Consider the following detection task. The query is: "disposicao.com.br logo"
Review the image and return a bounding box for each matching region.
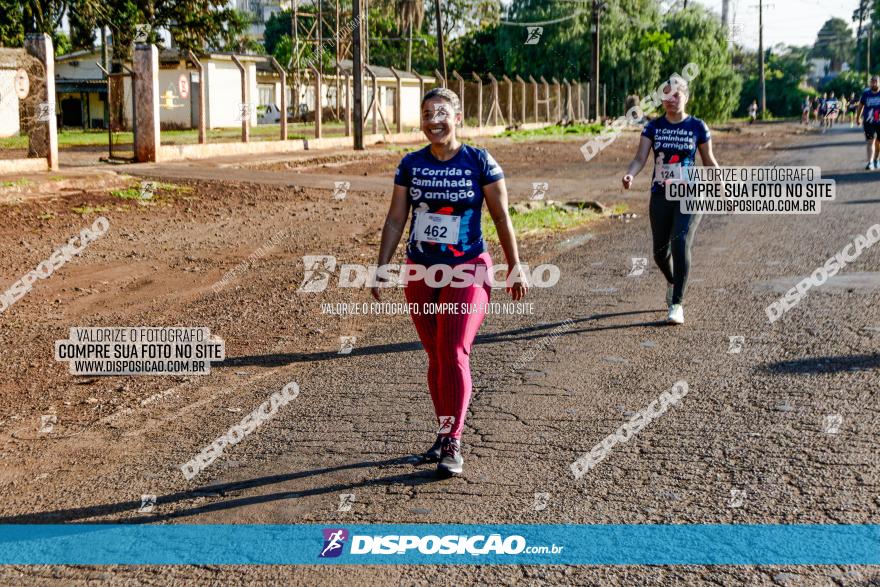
[318,528,563,558]
[297,255,560,292]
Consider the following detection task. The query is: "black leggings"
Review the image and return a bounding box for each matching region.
[649,191,702,305]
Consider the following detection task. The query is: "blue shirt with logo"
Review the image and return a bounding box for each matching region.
[859,89,880,123]
[395,144,504,266]
[641,115,711,194]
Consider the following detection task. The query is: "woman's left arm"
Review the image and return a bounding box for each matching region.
[698,139,720,167]
[484,179,528,301]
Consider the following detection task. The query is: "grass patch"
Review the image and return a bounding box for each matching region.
[109,181,191,203]
[110,187,145,200]
[483,201,618,242]
[38,211,56,220]
[72,205,109,215]
[498,123,604,140]
[0,123,337,150]
[0,178,33,188]
[157,182,193,193]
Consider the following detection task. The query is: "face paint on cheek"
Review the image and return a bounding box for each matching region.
[431,105,451,124]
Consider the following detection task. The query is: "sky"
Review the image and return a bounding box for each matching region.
[693,0,863,50]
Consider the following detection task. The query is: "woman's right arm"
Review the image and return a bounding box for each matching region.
[622,136,653,190]
[372,184,410,301]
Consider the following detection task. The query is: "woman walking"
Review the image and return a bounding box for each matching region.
[621,77,720,325]
[372,88,527,476]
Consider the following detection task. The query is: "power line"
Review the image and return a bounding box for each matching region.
[499,8,588,26]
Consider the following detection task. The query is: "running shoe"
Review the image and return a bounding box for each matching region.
[422,435,443,462]
[667,304,684,325]
[866,161,873,170]
[437,437,464,476]
[874,160,880,170]
[666,284,674,307]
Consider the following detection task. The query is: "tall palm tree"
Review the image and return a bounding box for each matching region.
[396,0,424,71]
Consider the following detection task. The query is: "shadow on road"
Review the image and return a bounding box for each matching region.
[842,198,880,205]
[0,311,673,524]
[0,456,440,524]
[822,170,880,184]
[219,309,666,367]
[773,138,863,151]
[760,353,879,375]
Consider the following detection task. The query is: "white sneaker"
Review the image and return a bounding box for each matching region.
[666,284,674,306]
[866,161,873,170]
[874,160,880,170]
[667,304,684,325]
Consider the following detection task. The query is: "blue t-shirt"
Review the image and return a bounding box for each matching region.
[641,115,710,194]
[395,144,504,266]
[859,89,880,124]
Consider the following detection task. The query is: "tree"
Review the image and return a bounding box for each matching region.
[68,3,96,51]
[738,45,811,117]
[211,9,264,54]
[20,0,68,36]
[810,17,854,72]
[263,9,291,57]
[853,0,870,71]
[448,0,740,121]
[397,0,425,71]
[662,5,741,122]
[819,69,867,98]
[0,0,24,46]
[11,0,259,59]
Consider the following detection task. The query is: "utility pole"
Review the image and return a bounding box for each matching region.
[722,0,730,28]
[364,0,370,65]
[869,27,873,80]
[318,0,323,75]
[758,0,766,117]
[353,0,364,149]
[855,0,866,73]
[434,0,447,80]
[591,1,605,121]
[292,0,300,116]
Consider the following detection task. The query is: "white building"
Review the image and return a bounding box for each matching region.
[54,48,431,131]
[0,57,20,138]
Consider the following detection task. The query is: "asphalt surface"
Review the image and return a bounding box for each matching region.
[1,123,878,585]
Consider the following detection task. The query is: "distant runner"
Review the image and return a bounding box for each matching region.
[824,92,840,129]
[621,76,720,325]
[748,100,758,124]
[857,76,880,170]
[816,93,827,127]
[373,88,528,477]
[802,97,812,126]
[847,92,858,127]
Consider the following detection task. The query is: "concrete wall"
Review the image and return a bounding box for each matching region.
[57,58,193,130]
[157,123,520,162]
[0,158,48,174]
[87,91,104,126]
[205,60,257,128]
[56,59,103,80]
[54,52,430,131]
[0,69,20,137]
[156,68,192,129]
[400,84,422,128]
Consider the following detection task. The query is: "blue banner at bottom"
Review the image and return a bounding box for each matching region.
[0,524,878,565]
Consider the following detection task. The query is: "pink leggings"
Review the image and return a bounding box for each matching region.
[403,253,492,439]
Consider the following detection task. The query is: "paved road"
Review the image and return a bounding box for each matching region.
[3,124,878,585]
